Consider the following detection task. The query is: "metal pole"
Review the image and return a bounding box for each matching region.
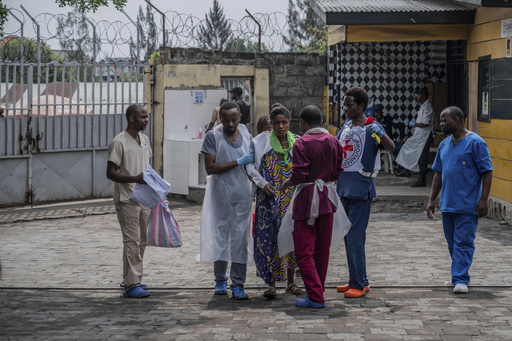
[122,10,140,63]
[144,0,166,48]
[8,10,24,63]
[79,12,97,64]
[20,5,39,63]
[245,9,261,52]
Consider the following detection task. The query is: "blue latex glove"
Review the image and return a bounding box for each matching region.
[409,120,416,128]
[366,123,383,136]
[236,150,255,166]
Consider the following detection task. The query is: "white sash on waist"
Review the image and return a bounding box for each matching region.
[277,179,351,257]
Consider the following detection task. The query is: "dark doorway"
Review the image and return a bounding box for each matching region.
[447,40,467,112]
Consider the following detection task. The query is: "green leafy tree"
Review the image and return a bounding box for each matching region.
[283,0,326,53]
[56,7,94,62]
[144,4,158,60]
[226,38,269,53]
[297,26,327,54]
[0,1,7,38]
[55,0,127,13]
[197,0,233,51]
[0,0,127,37]
[129,6,146,62]
[0,37,63,82]
[129,4,158,62]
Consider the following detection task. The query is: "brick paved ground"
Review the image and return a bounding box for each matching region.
[1,198,512,340]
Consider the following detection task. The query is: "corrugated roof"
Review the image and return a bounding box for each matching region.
[312,0,476,13]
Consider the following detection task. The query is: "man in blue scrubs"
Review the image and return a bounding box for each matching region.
[427,106,493,294]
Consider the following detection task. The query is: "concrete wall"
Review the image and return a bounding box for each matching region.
[146,47,326,176]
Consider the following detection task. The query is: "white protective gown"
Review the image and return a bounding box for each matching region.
[199,124,253,263]
[396,100,434,172]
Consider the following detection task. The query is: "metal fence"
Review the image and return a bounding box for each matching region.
[2,8,291,62]
[0,61,147,206]
[0,6,295,206]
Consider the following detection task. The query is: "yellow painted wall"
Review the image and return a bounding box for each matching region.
[467,8,512,204]
[346,24,469,43]
[146,62,269,174]
[478,120,512,203]
[467,9,512,61]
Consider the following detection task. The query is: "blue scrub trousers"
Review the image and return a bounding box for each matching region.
[442,212,478,285]
[340,197,372,289]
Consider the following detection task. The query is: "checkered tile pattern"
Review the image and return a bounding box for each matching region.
[328,41,446,139]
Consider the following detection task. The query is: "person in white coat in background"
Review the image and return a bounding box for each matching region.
[395,87,434,187]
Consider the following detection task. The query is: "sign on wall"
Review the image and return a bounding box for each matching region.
[502,18,512,38]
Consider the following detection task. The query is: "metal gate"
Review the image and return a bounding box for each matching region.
[0,61,148,207]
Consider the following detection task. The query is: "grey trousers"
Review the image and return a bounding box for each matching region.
[214,261,247,289]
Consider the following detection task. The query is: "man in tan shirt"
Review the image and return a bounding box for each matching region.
[107,104,152,298]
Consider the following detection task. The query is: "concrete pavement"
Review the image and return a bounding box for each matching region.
[1,176,512,340]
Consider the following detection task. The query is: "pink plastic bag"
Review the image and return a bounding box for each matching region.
[147,200,182,247]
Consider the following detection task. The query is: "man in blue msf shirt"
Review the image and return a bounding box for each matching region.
[427,106,493,294]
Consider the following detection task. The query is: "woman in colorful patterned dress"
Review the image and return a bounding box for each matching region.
[245,104,301,299]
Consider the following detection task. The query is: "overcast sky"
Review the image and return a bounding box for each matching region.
[4,0,290,35]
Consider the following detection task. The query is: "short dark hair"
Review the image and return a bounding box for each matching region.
[300,105,322,125]
[269,104,291,121]
[219,101,240,118]
[345,87,369,110]
[443,106,465,122]
[126,104,145,121]
[231,87,243,96]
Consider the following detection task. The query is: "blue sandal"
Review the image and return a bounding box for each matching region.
[295,295,325,308]
[214,281,228,295]
[232,287,249,300]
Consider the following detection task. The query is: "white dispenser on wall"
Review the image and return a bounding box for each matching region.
[163,88,227,195]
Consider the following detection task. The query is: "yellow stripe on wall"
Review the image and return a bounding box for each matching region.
[490,177,512,203]
[346,24,469,43]
[479,120,512,141]
[485,138,512,162]
[491,158,512,183]
[468,21,502,45]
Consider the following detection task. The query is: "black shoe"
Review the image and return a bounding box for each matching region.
[410,179,426,187]
[396,169,410,177]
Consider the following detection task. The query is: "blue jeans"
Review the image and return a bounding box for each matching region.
[340,197,372,289]
[442,212,478,285]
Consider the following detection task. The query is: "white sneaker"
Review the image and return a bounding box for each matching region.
[444,280,453,286]
[453,283,468,294]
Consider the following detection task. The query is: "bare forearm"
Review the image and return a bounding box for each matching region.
[480,171,493,202]
[107,162,144,184]
[381,134,395,153]
[428,172,442,203]
[205,160,238,175]
[415,122,429,128]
